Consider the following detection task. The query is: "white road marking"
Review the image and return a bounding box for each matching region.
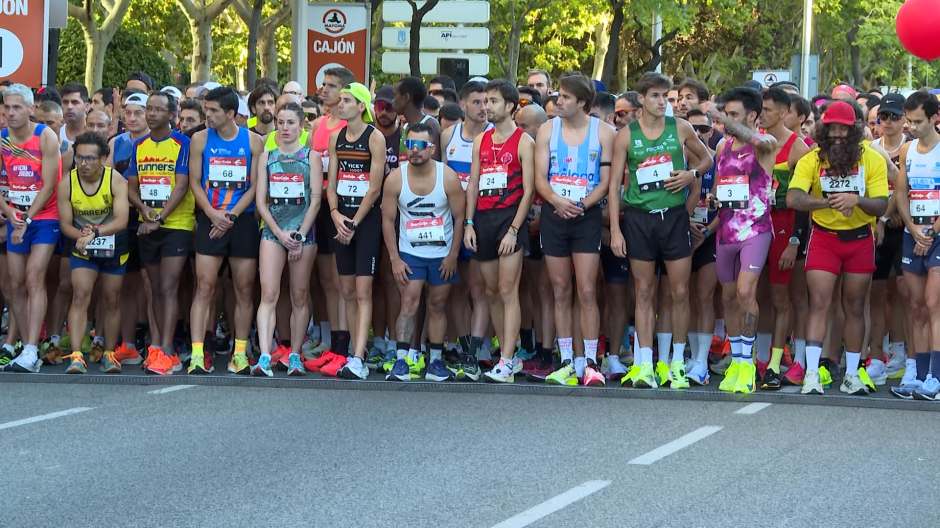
[628,426,723,465]
[736,402,772,415]
[0,407,94,431]
[148,385,197,394]
[489,480,611,528]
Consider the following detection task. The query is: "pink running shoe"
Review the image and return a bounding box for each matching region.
[583,363,606,387]
[783,361,805,386]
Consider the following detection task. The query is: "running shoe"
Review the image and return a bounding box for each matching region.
[228,353,251,375]
[287,353,306,376]
[407,354,426,379]
[886,356,907,379]
[365,347,385,370]
[756,359,768,380]
[272,344,291,371]
[381,349,397,374]
[301,337,320,357]
[900,359,918,385]
[511,356,524,375]
[320,354,348,377]
[524,358,553,382]
[760,368,781,391]
[188,351,214,374]
[606,355,627,382]
[686,360,709,386]
[114,343,143,365]
[583,360,605,387]
[304,351,341,373]
[64,352,87,374]
[10,347,40,373]
[718,361,740,392]
[709,334,725,356]
[545,361,578,386]
[668,360,689,389]
[303,341,331,361]
[891,380,921,400]
[387,359,411,381]
[633,362,657,388]
[100,352,122,374]
[620,364,641,387]
[483,359,514,383]
[81,334,93,355]
[515,347,536,361]
[252,355,274,377]
[174,338,190,365]
[477,343,494,370]
[866,359,888,386]
[41,341,63,365]
[521,358,541,375]
[338,357,369,380]
[143,345,160,369]
[819,365,833,389]
[0,346,15,370]
[840,373,869,396]
[655,361,670,387]
[913,375,940,401]
[145,348,173,375]
[89,341,105,363]
[857,367,876,392]
[782,361,805,386]
[733,362,756,394]
[710,353,732,375]
[426,359,455,382]
[801,370,824,395]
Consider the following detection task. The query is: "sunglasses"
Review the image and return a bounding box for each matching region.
[614,108,638,118]
[304,113,317,122]
[375,101,394,113]
[429,90,445,97]
[692,124,713,134]
[518,99,534,108]
[878,113,903,122]
[405,139,435,150]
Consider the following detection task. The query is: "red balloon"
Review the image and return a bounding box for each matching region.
[897,0,940,61]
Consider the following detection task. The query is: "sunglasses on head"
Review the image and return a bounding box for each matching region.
[518,99,533,108]
[692,124,713,134]
[878,112,903,122]
[375,101,394,113]
[614,108,638,118]
[405,139,435,150]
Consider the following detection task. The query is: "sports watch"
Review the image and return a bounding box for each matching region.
[789,236,800,245]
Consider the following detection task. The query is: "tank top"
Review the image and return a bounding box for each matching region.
[771,133,799,208]
[0,165,8,204]
[385,126,403,175]
[446,122,493,190]
[266,146,312,232]
[335,125,376,209]
[872,135,911,198]
[904,138,940,230]
[312,117,347,195]
[478,127,525,211]
[0,123,58,221]
[398,161,452,258]
[201,127,253,212]
[715,141,773,244]
[624,117,686,211]
[69,166,128,258]
[547,117,601,205]
[264,129,310,152]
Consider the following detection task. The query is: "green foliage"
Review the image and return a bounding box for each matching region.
[57,18,173,89]
[121,0,193,84]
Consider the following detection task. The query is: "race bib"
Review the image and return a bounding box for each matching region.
[820,167,864,197]
[480,165,508,197]
[270,173,305,205]
[0,169,9,201]
[692,198,709,224]
[636,154,673,192]
[338,171,369,199]
[140,176,171,208]
[716,175,749,209]
[457,172,470,191]
[770,179,779,206]
[85,234,115,258]
[909,190,940,226]
[208,157,248,190]
[8,182,38,211]
[549,174,587,202]
[406,217,446,246]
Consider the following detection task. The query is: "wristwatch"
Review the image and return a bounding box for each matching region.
[92,227,101,238]
[789,236,800,245]
[691,169,700,179]
[21,213,31,225]
[928,228,937,237]
[463,219,474,227]
[226,213,238,222]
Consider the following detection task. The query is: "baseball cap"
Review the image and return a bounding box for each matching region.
[124,93,149,108]
[822,100,857,126]
[340,82,374,123]
[237,97,249,118]
[127,71,153,91]
[879,93,905,115]
[160,86,182,100]
[375,85,394,104]
[195,81,223,96]
[742,80,764,91]
[592,79,607,93]
[831,83,857,100]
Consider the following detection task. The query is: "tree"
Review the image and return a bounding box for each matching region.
[121,0,194,84]
[232,0,291,85]
[175,0,237,82]
[405,0,441,76]
[489,0,559,81]
[66,0,134,91]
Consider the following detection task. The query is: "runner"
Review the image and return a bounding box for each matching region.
[613,92,641,130]
[786,100,889,395]
[251,102,321,377]
[56,132,129,374]
[892,91,940,399]
[324,83,386,377]
[382,123,465,381]
[126,91,194,375]
[248,84,279,137]
[189,87,264,375]
[59,83,88,151]
[86,111,112,140]
[525,69,552,104]
[702,88,778,394]
[0,84,62,373]
[534,73,615,387]
[464,80,535,383]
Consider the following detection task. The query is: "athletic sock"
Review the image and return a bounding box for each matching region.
[696,333,711,364]
[730,336,742,362]
[429,343,443,364]
[558,337,574,364]
[584,339,598,364]
[234,339,248,357]
[845,351,861,374]
[93,336,104,346]
[794,339,807,367]
[329,331,339,352]
[50,334,61,346]
[714,319,726,340]
[335,331,351,357]
[538,346,553,362]
[931,351,940,378]
[640,346,654,365]
[806,345,822,372]
[688,332,699,361]
[458,335,471,355]
[916,352,931,382]
[890,341,906,361]
[397,342,408,360]
[741,335,755,361]
[656,332,672,364]
[672,342,686,364]
[756,333,772,364]
[769,347,784,373]
[192,342,204,356]
[521,328,535,355]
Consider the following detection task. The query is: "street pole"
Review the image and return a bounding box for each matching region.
[800,0,812,95]
[653,12,662,74]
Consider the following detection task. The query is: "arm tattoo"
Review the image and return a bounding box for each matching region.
[396,313,416,346]
[786,189,830,211]
[716,114,757,145]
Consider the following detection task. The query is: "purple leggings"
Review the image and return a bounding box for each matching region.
[716,231,772,284]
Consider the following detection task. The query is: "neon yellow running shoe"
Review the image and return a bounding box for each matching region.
[407,354,426,379]
[545,362,578,386]
[633,362,657,388]
[621,364,641,387]
[733,361,756,394]
[719,360,740,392]
[819,365,833,388]
[669,360,689,389]
[857,366,876,392]
[655,361,670,387]
[228,353,250,375]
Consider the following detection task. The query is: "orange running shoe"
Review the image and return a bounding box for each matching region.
[320,354,348,377]
[170,353,182,373]
[709,335,724,356]
[304,350,340,372]
[145,348,173,375]
[272,344,291,371]
[114,343,143,365]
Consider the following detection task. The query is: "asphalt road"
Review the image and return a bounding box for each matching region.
[2,381,939,528]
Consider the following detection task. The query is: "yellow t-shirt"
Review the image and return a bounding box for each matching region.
[127,131,196,231]
[790,144,888,231]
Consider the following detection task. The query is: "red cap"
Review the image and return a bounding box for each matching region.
[831,83,858,99]
[822,101,857,126]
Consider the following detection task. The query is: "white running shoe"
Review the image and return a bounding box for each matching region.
[10,348,40,373]
[866,359,888,386]
[801,370,824,395]
[840,373,869,396]
[900,359,918,385]
[886,355,907,379]
[686,360,710,386]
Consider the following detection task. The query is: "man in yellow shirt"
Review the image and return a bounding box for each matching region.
[787,100,889,396]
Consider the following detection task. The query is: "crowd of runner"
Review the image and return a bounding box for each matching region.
[1,67,939,400]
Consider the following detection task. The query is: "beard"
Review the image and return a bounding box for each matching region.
[259,111,274,125]
[409,156,430,167]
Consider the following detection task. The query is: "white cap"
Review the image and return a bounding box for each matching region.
[237,97,249,117]
[124,93,149,108]
[160,86,182,100]
[196,81,223,95]
[468,76,489,84]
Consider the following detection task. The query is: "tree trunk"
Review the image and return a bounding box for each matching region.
[82,29,103,91]
[601,1,623,87]
[847,21,862,87]
[591,18,609,80]
[245,0,264,88]
[258,26,279,80]
[190,19,214,82]
[615,31,629,93]
[69,0,133,91]
[507,23,523,82]
[409,9,422,76]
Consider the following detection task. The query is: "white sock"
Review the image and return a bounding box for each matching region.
[396,347,407,360]
[409,348,420,363]
[430,347,442,364]
[23,344,38,356]
[756,333,772,363]
[806,345,822,372]
[697,333,712,364]
[656,332,672,364]
[845,351,860,373]
[882,335,890,356]
[320,321,331,345]
[714,319,726,339]
[688,332,699,361]
[584,339,598,363]
[890,341,906,361]
[672,342,686,364]
[741,335,755,360]
[794,339,807,367]
[50,334,61,346]
[640,346,654,364]
[730,338,743,361]
[559,337,574,363]
[347,356,363,369]
[628,325,636,339]
[93,336,104,346]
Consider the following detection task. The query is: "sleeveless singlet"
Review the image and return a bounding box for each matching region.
[715,141,774,244]
[312,117,347,194]
[0,123,58,221]
[547,117,601,205]
[202,127,253,212]
[446,122,493,190]
[398,161,452,258]
[69,166,128,260]
[771,133,799,208]
[872,135,911,198]
[335,125,376,210]
[384,126,403,176]
[624,117,686,211]
[478,127,525,211]
[905,138,940,231]
[263,146,313,241]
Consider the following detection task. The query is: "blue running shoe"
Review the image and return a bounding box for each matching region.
[425,359,454,382]
[287,353,306,376]
[515,347,536,361]
[252,355,273,377]
[387,358,410,381]
[365,347,384,370]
